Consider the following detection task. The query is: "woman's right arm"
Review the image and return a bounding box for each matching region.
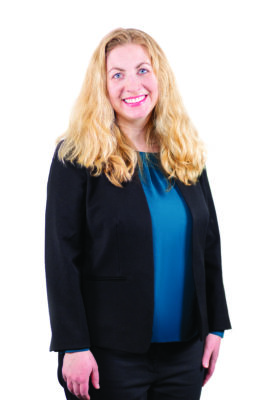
[45,144,90,351]
[45,145,100,398]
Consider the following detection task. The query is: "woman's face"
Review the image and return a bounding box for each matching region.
[106,43,159,127]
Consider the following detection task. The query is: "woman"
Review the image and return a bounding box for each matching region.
[45,28,231,400]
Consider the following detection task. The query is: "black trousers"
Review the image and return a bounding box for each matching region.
[58,335,205,400]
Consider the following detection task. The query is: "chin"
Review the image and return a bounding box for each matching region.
[122,107,153,121]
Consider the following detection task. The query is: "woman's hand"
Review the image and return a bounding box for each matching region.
[62,350,100,400]
[202,333,221,386]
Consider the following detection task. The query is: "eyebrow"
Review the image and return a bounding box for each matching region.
[108,62,151,74]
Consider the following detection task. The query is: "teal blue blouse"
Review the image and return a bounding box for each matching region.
[137,151,223,341]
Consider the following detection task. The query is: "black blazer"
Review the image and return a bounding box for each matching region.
[45,146,231,353]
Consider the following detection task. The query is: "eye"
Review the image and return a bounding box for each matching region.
[139,68,148,74]
[113,72,122,79]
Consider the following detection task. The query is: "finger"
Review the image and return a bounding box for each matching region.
[80,382,90,400]
[202,346,212,369]
[203,368,212,386]
[208,354,217,378]
[67,379,74,394]
[202,353,217,386]
[91,364,100,389]
[73,382,81,397]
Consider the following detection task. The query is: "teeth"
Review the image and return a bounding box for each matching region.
[124,95,146,104]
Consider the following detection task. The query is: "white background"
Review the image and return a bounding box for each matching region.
[1,0,266,398]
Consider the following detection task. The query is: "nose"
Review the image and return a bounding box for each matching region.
[124,73,142,93]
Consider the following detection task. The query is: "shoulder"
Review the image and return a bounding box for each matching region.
[197,166,214,204]
[48,141,87,189]
[197,166,208,190]
[198,166,208,184]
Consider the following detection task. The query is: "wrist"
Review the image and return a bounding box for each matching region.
[210,331,224,338]
[60,348,90,354]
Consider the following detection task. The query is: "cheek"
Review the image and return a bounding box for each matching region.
[145,76,158,97]
[107,84,119,106]
[152,82,159,99]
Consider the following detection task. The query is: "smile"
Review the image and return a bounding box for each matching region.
[123,95,148,106]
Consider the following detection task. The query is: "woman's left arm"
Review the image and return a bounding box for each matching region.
[199,168,231,331]
[199,169,231,384]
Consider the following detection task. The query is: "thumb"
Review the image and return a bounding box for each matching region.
[202,347,211,369]
[91,365,100,389]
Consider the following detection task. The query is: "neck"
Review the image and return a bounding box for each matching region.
[117,118,147,142]
[116,116,159,152]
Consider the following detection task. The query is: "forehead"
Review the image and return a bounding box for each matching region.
[106,43,151,69]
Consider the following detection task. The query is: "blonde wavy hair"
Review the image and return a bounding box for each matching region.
[57,27,206,187]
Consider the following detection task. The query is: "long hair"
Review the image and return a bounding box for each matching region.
[57,27,206,187]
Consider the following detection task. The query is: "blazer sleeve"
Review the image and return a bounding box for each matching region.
[45,145,91,352]
[199,168,232,332]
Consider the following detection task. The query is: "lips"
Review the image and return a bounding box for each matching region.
[122,94,148,106]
